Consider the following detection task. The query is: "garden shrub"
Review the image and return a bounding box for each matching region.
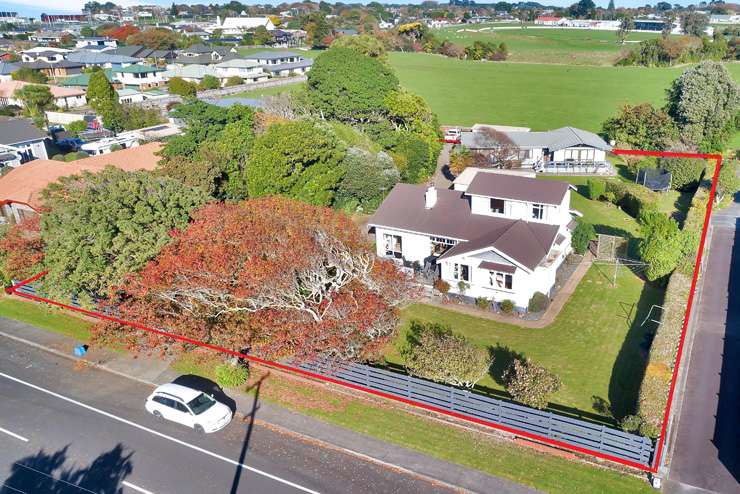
[586,179,606,200]
[604,180,659,218]
[718,160,740,197]
[619,414,643,433]
[225,76,244,87]
[52,154,65,161]
[215,361,249,388]
[475,297,491,310]
[499,299,515,314]
[527,292,549,313]
[402,320,492,388]
[109,144,122,152]
[571,219,596,255]
[660,157,704,191]
[505,358,561,409]
[433,278,450,295]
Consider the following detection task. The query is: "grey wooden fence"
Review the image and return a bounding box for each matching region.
[298,359,654,465]
[11,280,654,466]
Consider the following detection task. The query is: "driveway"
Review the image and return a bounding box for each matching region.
[665,192,740,493]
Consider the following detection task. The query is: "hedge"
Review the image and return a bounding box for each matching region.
[636,175,712,436]
[605,180,659,219]
[636,271,692,437]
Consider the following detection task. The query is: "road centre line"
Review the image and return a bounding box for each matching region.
[0,372,320,494]
[0,426,28,442]
[122,480,155,494]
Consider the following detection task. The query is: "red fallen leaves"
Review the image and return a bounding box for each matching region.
[0,216,44,281]
[94,197,416,363]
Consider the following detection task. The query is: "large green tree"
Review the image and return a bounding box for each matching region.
[601,103,679,151]
[306,47,399,123]
[13,84,54,127]
[247,121,346,206]
[331,34,387,60]
[665,61,740,151]
[638,210,686,280]
[40,167,207,300]
[86,70,124,132]
[335,147,399,212]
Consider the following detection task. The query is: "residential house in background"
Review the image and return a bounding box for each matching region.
[20,49,83,78]
[209,15,275,35]
[0,61,19,82]
[110,45,177,65]
[0,142,162,223]
[58,69,114,89]
[172,44,236,66]
[244,51,313,76]
[0,81,86,109]
[113,65,166,90]
[460,126,612,174]
[116,88,169,104]
[65,51,141,70]
[212,59,268,83]
[74,37,118,50]
[0,117,49,167]
[370,172,575,309]
[28,31,67,44]
[20,47,70,63]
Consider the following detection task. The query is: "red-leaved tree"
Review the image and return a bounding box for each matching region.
[94,197,415,362]
[0,216,44,283]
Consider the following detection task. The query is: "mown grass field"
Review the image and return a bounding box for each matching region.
[388,52,740,131]
[434,25,665,65]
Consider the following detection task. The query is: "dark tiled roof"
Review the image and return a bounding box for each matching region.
[479,261,516,273]
[369,184,558,271]
[0,117,47,145]
[465,173,568,206]
[22,60,83,69]
[173,53,236,65]
[262,59,313,72]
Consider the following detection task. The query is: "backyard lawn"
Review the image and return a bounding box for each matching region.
[434,26,665,65]
[0,297,91,341]
[389,265,664,424]
[228,82,303,99]
[388,53,740,131]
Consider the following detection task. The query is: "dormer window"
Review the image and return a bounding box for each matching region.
[490,198,505,214]
[532,203,544,220]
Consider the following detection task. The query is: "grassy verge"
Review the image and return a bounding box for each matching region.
[226,82,303,100]
[0,297,91,341]
[174,351,653,494]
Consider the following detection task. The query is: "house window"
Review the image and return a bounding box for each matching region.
[490,198,505,214]
[430,236,457,256]
[453,263,470,282]
[532,203,544,220]
[489,271,513,290]
[383,233,402,259]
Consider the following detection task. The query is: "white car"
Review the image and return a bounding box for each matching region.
[145,383,232,434]
[444,128,461,141]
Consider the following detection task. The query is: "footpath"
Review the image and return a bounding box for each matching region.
[0,314,540,494]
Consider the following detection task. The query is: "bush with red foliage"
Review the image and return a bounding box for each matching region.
[0,216,44,284]
[94,197,415,362]
[100,24,140,42]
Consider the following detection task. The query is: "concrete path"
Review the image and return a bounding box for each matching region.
[423,251,594,329]
[433,144,453,189]
[0,315,541,494]
[664,193,740,494]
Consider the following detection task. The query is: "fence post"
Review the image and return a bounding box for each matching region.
[364,365,370,388]
[405,374,411,399]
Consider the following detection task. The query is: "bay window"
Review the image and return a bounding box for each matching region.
[489,271,513,290]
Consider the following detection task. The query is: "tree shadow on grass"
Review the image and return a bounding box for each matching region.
[1,444,132,494]
[607,281,665,421]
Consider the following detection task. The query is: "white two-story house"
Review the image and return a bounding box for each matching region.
[113,65,166,90]
[370,172,576,309]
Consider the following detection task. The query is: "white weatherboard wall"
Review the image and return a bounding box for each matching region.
[374,227,433,264]
[469,189,570,225]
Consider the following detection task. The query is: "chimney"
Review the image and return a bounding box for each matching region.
[425,185,437,209]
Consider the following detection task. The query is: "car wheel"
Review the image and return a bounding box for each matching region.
[153,410,164,421]
[194,424,205,434]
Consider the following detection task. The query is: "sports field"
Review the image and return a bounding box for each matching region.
[434,25,665,65]
[388,52,740,132]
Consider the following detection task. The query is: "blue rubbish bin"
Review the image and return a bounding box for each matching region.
[73,345,87,357]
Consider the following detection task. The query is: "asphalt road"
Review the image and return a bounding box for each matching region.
[666,198,740,494]
[0,336,457,494]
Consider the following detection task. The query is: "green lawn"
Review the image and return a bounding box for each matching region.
[538,175,642,237]
[387,53,740,131]
[434,26,666,65]
[228,82,303,99]
[389,265,663,423]
[0,297,91,341]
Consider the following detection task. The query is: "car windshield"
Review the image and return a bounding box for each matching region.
[187,393,216,415]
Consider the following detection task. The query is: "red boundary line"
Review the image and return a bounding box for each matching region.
[5,148,723,474]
